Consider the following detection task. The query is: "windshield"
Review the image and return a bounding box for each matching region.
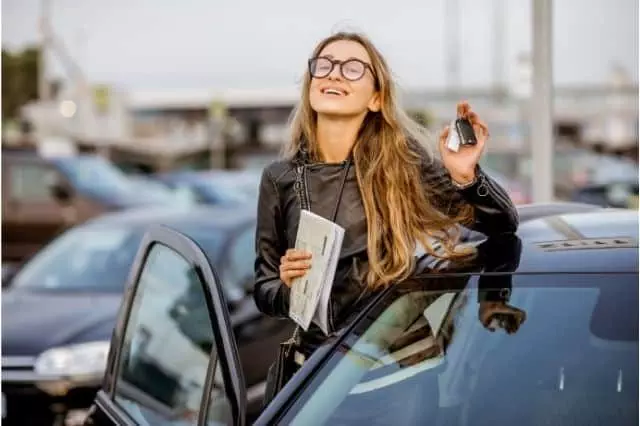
[10,222,231,295]
[54,156,136,199]
[283,273,638,425]
[11,226,143,292]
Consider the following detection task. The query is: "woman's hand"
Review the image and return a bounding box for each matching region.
[438,101,490,185]
[279,249,312,287]
[479,301,527,335]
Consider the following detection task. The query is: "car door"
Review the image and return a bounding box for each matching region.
[84,225,247,426]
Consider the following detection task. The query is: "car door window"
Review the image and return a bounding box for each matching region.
[9,162,58,201]
[113,242,232,425]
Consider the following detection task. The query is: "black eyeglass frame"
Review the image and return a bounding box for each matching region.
[308,56,377,83]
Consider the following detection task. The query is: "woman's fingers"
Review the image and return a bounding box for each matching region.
[285,249,312,261]
[280,260,311,272]
[280,250,312,286]
[468,112,489,136]
[281,269,307,287]
[439,126,450,141]
[439,126,450,150]
[458,103,490,136]
[456,101,471,118]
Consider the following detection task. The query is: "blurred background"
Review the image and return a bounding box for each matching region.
[1,0,638,424]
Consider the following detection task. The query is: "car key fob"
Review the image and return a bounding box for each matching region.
[455,118,477,147]
[446,118,477,152]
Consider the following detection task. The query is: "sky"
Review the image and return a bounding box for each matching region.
[2,0,638,91]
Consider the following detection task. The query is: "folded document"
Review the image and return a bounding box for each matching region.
[289,210,345,335]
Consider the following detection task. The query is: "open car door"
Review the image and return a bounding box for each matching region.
[84,225,247,426]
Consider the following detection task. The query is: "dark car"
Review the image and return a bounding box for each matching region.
[1,151,189,264]
[155,170,261,206]
[1,206,292,426]
[570,180,639,209]
[83,203,638,425]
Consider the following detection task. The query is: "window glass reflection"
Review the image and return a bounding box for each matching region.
[114,243,228,425]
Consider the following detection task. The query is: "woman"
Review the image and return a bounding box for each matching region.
[254,32,519,361]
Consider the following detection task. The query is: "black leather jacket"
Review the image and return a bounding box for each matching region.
[254,145,519,355]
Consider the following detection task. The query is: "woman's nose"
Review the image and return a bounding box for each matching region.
[328,64,343,80]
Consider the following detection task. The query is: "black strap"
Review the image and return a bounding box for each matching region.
[330,162,351,222]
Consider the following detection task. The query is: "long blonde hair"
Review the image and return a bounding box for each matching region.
[285,32,474,289]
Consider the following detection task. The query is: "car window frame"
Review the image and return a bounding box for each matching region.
[92,224,246,425]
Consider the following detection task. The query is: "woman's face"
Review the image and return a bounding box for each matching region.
[308,40,380,118]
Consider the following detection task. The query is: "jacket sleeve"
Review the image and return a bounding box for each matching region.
[422,156,519,235]
[253,167,291,317]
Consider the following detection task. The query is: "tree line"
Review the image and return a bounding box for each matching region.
[2,47,40,121]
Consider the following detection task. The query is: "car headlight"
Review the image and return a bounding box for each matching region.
[34,341,110,378]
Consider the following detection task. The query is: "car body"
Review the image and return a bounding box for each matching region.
[1,205,292,426]
[155,170,261,206]
[84,203,638,425]
[1,151,183,264]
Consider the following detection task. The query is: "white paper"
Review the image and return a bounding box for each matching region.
[289,210,345,334]
[445,119,460,152]
[313,221,344,335]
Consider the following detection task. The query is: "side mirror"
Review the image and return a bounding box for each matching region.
[49,182,73,203]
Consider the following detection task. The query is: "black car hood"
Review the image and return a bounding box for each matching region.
[2,290,122,356]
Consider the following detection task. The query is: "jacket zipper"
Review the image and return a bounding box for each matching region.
[302,165,311,211]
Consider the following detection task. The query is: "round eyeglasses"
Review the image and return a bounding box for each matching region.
[308,56,376,82]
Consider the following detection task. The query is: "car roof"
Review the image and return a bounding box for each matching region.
[512,206,638,274]
[411,204,637,276]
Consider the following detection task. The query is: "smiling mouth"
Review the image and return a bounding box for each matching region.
[321,88,347,96]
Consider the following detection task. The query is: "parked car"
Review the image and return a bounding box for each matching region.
[1,205,292,426]
[1,151,184,264]
[83,203,638,425]
[570,180,639,209]
[155,170,261,205]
